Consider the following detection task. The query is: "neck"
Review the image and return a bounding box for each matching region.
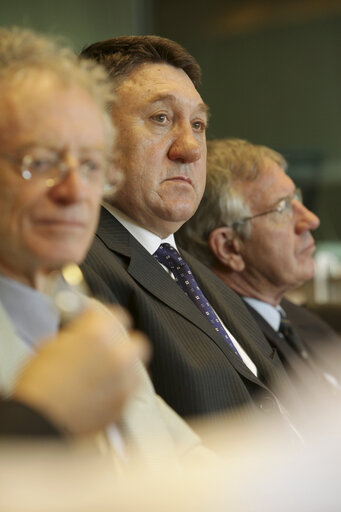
[108,203,182,239]
[0,260,56,292]
[212,266,284,307]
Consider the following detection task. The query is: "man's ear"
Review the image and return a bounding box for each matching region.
[208,227,245,272]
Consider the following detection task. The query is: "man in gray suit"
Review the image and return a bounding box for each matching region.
[177,138,341,391]
[81,37,298,423]
[0,27,146,438]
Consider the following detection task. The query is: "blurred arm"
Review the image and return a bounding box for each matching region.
[4,306,148,436]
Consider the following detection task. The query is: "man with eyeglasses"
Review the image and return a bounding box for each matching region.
[177,138,341,390]
[0,28,145,438]
[0,27,151,437]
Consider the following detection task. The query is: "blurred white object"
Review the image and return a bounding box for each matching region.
[2,386,341,512]
[314,242,341,303]
[44,264,90,326]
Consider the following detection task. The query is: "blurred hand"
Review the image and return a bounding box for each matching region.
[12,306,149,435]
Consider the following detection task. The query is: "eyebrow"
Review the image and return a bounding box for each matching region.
[270,190,295,208]
[147,93,211,119]
[13,143,107,154]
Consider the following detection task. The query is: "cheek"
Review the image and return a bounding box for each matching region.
[87,201,101,237]
[0,187,27,239]
[84,191,102,226]
[115,141,156,191]
[198,166,207,196]
[246,229,288,265]
[117,125,153,161]
[0,194,39,266]
[120,152,157,203]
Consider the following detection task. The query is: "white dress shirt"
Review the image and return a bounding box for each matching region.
[243,297,282,332]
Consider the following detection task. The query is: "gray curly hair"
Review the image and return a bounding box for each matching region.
[0,27,115,138]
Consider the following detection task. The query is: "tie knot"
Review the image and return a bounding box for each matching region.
[279,314,293,338]
[154,243,186,271]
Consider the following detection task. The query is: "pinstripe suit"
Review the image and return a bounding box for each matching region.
[82,207,297,421]
[244,297,341,389]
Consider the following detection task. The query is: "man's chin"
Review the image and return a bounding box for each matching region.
[38,251,86,272]
[296,267,315,287]
[163,204,198,224]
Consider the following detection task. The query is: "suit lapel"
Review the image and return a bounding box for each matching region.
[97,207,131,257]
[186,277,295,394]
[242,300,311,384]
[96,209,271,387]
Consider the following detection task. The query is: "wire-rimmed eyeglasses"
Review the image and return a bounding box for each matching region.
[230,188,303,229]
[0,147,110,188]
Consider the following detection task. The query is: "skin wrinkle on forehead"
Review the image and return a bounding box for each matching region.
[116,64,208,115]
[3,93,92,146]
[0,69,113,153]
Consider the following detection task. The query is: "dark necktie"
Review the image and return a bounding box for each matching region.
[278,314,310,362]
[153,243,241,358]
[278,312,340,392]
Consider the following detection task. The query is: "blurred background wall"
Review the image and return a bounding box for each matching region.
[0,0,153,48]
[2,0,341,306]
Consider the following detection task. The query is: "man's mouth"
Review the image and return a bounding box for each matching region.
[163,176,193,185]
[35,219,86,229]
[301,241,315,254]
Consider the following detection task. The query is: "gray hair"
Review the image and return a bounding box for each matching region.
[0,27,115,139]
[176,138,287,267]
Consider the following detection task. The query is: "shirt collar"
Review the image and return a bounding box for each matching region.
[0,274,59,349]
[103,203,178,255]
[243,296,281,332]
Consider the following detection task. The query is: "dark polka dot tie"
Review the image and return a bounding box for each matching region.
[154,243,241,358]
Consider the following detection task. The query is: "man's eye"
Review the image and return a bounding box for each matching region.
[192,120,206,132]
[81,159,102,173]
[276,199,289,214]
[30,157,56,172]
[151,113,168,124]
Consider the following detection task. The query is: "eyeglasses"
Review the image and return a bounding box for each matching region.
[0,147,109,187]
[231,188,303,228]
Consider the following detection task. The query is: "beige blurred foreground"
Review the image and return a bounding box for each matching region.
[1,385,341,512]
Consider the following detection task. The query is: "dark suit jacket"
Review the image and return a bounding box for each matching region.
[82,208,296,420]
[243,297,341,389]
[0,400,60,437]
[282,298,341,356]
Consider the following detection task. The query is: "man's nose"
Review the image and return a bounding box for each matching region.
[48,165,90,204]
[294,200,320,234]
[168,123,202,163]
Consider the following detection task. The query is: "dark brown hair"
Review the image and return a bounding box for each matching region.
[80,35,201,88]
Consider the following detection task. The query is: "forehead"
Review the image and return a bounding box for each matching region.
[241,158,295,210]
[0,73,108,152]
[115,62,208,115]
